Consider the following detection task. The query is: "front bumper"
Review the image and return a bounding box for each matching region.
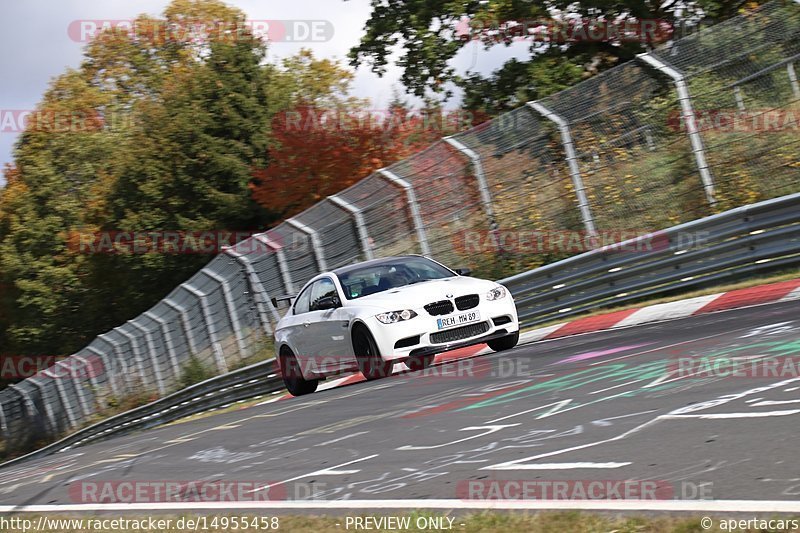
[367,296,519,362]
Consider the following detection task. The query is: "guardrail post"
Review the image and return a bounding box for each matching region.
[286,218,328,272]
[328,195,374,260]
[787,62,800,98]
[129,320,168,396]
[224,247,281,330]
[97,334,135,393]
[42,369,78,429]
[202,269,249,361]
[378,168,431,256]
[182,283,228,374]
[637,53,717,207]
[527,101,598,238]
[253,234,295,295]
[443,136,497,229]
[164,297,199,360]
[144,311,182,383]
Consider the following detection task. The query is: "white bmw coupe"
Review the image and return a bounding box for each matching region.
[273,255,519,396]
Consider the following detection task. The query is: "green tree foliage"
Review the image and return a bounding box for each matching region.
[0,0,276,355]
[348,0,767,114]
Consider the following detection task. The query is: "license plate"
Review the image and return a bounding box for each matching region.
[437,311,480,330]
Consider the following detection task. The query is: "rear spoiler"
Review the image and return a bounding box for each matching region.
[270,294,296,308]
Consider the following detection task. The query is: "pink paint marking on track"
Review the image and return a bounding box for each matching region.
[554,343,653,365]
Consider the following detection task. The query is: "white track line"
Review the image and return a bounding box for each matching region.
[2,499,799,513]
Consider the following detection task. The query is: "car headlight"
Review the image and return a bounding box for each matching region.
[375,309,418,324]
[486,286,507,301]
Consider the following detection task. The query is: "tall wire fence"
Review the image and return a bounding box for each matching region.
[2,0,799,453]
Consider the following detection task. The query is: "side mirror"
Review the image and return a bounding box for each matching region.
[315,295,341,310]
[454,267,472,276]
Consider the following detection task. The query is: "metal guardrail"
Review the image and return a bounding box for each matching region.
[4,192,800,467]
[1,359,281,468]
[499,192,800,328]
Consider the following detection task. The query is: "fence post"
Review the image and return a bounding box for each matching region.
[286,218,328,272]
[224,247,281,330]
[41,370,77,429]
[182,283,228,374]
[117,324,161,394]
[129,320,167,396]
[328,195,374,260]
[164,298,199,360]
[527,101,599,238]
[637,52,717,207]
[202,268,249,361]
[443,136,497,228]
[378,168,431,256]
[8,383,46,437]
[0,402,8,443]
[56,359,92,420]
[22,380,57,437]
[86,345,121,399]
[254,234,295,295]
[732,85,746,110]
[97,334,137,393]
[787,62,800,98]
[72,354,101,410]
[144,311,183,383]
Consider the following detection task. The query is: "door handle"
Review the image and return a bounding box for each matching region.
[303,322,311,328]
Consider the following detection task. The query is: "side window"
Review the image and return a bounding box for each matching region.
[293,283,314,315]
[309,277,337,311]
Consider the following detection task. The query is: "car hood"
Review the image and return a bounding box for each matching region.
[346,276,499,309]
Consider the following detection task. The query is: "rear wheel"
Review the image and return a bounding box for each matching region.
[279,347,318,396]
[405,354,435,371]
[353,326,393,380]
[487,331,519,352]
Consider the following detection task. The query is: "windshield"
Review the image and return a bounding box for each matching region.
[336,257,456,299]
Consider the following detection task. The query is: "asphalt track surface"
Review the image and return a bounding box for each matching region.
[2,300,800,511]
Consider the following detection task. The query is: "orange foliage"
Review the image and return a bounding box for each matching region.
[250,105,450,218]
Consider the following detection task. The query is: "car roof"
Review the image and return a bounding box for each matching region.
[331,255,425,276]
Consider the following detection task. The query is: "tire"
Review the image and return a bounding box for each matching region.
[353,326,394,380]
[487,331,519,352]
[405,354,435,371]
[279,347,318,396]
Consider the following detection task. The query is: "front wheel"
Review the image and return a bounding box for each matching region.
[353,326,394,380]
[487,331,519,352]
[279,347,318,396]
